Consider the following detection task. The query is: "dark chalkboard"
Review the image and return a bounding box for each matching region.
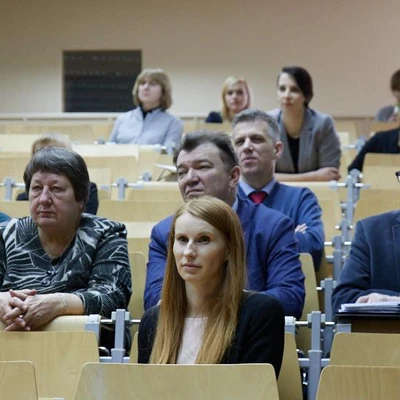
[63,50,142,112]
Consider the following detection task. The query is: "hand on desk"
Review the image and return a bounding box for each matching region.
[356,293,400,303]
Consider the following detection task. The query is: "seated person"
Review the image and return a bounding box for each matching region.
[144,131,304,318]
[0,147,131,332]
[376,69,400,122]
[232,109,324,269]
[138,196,284,376]
[332,197,400,312]
[268,66,341,182]
[16,133,99,215]
[348,127,400,172]
[0,213,10,224]
[205,76,251,123]
[108,68,183,149]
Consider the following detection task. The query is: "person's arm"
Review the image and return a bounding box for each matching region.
[294,189,325,269]
[256,213,305,319]
[332,221,400,313]
[84,183,99,215]
[275,167,340,182]
[73,223,131,317]
[163,117,184,150]
[238,295,284,377]
[318,116,342,169]
[348,135,379,173]
[144,223,169,311]
[108,115,122,143]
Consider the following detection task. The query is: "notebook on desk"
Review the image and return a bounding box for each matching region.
[339,301,400,314]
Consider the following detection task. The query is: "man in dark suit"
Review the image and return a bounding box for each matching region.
[232,108,324,269]
[144,131,305,318]
[332,210,400,313]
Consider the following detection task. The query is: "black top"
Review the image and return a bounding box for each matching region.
[16,182,99,215]
[287,135,300,173]
[348,128,400,172]
[205,111,223,123]
[137,291,285,377]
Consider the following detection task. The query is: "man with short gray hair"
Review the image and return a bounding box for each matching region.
[232,109,324,269]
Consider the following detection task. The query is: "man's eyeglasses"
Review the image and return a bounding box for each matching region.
[395,171,400,183]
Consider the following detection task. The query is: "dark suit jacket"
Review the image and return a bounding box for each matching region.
[16,182,99,215]
[268,108,341,173]
[332,211,400,313]
[238,182,324,269]
[138,292,285,377]
[144,196,304,318]
[348,128,400,172]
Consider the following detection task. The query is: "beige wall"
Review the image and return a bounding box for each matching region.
[0,0,398,116]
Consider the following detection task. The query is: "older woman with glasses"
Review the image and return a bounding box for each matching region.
[332,171,400,313]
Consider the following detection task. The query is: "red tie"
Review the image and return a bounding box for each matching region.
[249,191,267,204]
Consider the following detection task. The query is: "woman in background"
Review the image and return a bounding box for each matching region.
[205,76,251,123]
[138,196,284,377]
[268,66,341,182]
[376,69,400,122]
[109,68,183,149]
[16,133,99,215]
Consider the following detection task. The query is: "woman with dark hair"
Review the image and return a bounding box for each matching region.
[138,196,284,377]
[376,69,400,122]
[268,66,341,182]
[0,147,131,331]
[205,76,251,123]
[108,68,183,149]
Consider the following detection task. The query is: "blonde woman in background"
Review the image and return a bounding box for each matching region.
[138,196,284,377]
[205,76,251,123]
[109,68,183,149]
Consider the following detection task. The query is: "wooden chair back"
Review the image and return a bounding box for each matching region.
[195,122,232,134]
[316,365,400,400]
[128,251,146,333]
[369,121,400,135]
[330,332,400,366]
[297,253,319,352]
[125,222,155,257]
[0,134,42,154]
[129,332,139,363]
[0,361,38,400]
[0,315,101,331]
[74,363,279,400]
[278,332,303,400]
[354,189,400,222]
[0,331,99,400]
[0,200,30,218]
[98,199,181,222]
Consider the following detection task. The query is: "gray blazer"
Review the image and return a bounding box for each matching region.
[268,108,341,174]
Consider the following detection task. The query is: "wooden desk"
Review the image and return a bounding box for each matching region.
[336,312,400,333]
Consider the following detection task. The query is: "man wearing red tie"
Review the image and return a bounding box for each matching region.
[232,109,324,270]
[144,130,305,318]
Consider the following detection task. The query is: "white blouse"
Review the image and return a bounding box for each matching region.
[177,317,207,364]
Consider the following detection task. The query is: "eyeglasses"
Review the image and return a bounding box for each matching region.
[396,171,400,183]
